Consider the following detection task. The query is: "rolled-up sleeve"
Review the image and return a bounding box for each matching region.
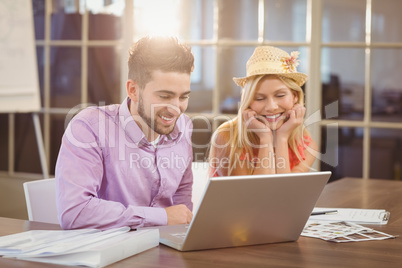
[172,161,194,211]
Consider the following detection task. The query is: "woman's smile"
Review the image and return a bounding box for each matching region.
[262,113,284,122]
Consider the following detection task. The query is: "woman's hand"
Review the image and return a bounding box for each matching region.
[276,104,305,139]
[242,108,273,143]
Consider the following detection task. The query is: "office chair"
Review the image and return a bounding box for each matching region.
[23,178,60,225]
[22,163,209,225]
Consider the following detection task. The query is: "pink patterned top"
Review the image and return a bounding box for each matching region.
[239,135,312,170]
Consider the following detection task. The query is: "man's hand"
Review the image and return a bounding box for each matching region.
[165,204,193,225]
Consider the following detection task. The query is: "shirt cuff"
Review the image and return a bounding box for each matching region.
[143,207,167,227]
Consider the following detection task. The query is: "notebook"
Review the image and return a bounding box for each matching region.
[141,171,331,251]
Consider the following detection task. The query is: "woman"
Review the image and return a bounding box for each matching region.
[209,46,317,176]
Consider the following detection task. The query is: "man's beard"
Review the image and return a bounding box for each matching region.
[137,95,177,136]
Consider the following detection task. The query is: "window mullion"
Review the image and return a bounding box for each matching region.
[43,0,52,168]
[307,0,323,171]
[121,0,134,101]
[212,0,220,131]
[362,0,373,179]
[81,3,89,104]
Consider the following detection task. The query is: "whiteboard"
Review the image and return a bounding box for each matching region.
[0,0,40,112]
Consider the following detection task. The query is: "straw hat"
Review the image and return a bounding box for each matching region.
[233,46,308,87]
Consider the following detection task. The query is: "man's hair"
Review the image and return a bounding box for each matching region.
[128,36,194,88]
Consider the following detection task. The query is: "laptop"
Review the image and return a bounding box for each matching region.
[140,171,331,251]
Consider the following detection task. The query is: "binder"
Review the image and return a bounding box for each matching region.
[0,227,159,268]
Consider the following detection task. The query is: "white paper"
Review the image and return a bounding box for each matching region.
[8,227,130,257]
[0,229,99,255]
[310,207,390,224]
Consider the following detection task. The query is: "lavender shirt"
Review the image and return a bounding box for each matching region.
[55,97,193,230]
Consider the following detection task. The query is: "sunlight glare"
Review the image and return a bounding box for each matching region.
[134,0,182,39]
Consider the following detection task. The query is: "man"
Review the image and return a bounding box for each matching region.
[55,36,194,230]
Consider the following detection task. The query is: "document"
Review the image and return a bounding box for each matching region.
[310,207,390,224]
[0,227,159,268]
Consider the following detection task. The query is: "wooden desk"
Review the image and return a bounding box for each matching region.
[1,178,401,268]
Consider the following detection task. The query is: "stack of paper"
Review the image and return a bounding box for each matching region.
[0,226,159,267]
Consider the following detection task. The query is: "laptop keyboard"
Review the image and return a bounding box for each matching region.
[170,225,189,240]
[172,233,186,240]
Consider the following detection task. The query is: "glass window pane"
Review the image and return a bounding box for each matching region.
[33,0,45,40]
[36,46,45,107]
[321,48,365,120]
[219,0,259,40]
[370,128,402,180]
[371,48,402,123]
[49,114,66,175]
[320,126,363,182]
[218,46,255,114]
[51,0,82,40]
[293,46,308,74]
[180,0,214,40]
[133,0,213,40]
[264,0,307,42]
[133,0,179,38]
[187,46,215,113]
[322,0,366,43]
[14,114,42,173]
[0,114,8,171]
[88,0,124,40]
[88,47,121,105]
[372,0,402,43]
[191,116,214,162]
[50,47,81,108]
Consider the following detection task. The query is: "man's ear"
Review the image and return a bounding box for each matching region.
[126,79,139,102]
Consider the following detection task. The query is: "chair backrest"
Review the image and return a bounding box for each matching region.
[22,164,209,224]
[23,178,59,224]
[191,162,210,212]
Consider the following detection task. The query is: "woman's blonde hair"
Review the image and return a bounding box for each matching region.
[209,74,308,176]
